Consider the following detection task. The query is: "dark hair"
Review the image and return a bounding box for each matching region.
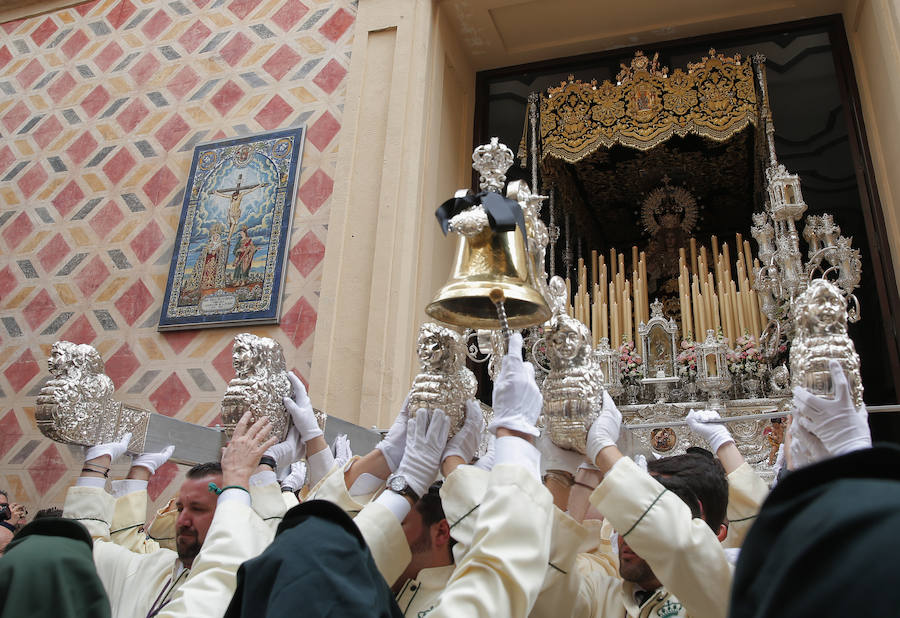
[34,507,63,519]
[0,489,8,501]
[186,462,222,478]
[415,482,456,550]
[648,453,728,531]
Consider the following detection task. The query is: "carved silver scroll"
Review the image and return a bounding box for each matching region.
[407,322,477,438]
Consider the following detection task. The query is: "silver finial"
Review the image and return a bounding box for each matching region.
[472,137,514,193]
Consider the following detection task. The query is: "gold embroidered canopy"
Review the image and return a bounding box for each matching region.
[538,50,758,163]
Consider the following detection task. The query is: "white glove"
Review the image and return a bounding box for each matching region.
[85,433,132,462]
[131,445,175,475]
[791,360,870,457]
[488,333,541,437]
[538,431,584,475]
[332,434,353,470]
[686,409,735,453]
[771,444,785,486]
[396,409,450,498]
[633,453,648,473]
[265,426,303,469]
[280,461,308,492]
[284,371,323,443]
[443,401,484,463]
[788,415,829,469]
[474,433,496,470]
[375,395,411,472]
[586,391,622,466]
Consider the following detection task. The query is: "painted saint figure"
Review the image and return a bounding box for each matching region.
[193,223,225,290]
[232,227,257,284]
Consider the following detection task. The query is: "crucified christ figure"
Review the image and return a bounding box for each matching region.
[210,174,267,232]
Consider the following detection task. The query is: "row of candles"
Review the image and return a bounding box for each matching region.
[563,234,767,351]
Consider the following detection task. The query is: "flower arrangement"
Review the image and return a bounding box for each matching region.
[676,340,699,380]
[619,340,643,386]
[726,334,765,378]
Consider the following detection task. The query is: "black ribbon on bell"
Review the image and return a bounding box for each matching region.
[435,191,527,241]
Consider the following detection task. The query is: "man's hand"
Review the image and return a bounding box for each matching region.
[792,360,871,458]
[396,409,450,498]
[586,390,623,472]
[9,503,27,527]
[686,409,735,453]
[284,372,324,443]
[488,333,541,437]
[442,400,484,468]
[265,425,303,471]
[128,445,175,481]
[83,433,132,477]
[374,395,411,473]
[280,461,308,493]
[222,412,278,488]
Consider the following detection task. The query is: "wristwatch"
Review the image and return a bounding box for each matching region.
[386,473,419,502]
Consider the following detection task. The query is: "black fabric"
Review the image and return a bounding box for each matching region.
[435,190,528,249]
[225,500,402,618]
[730,444,900,618]
[0,518,110,618]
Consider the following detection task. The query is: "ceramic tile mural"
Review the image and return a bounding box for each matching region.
[0,0,354,516]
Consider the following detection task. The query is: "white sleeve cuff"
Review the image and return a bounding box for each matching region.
[250,469,277,487]
[217,488,251,507]
[494,435,542,480]
[76,477,107,489]
[374,489,412,523]
[349,472,386,497]
[110,479,148,497]
[307,447,336,487]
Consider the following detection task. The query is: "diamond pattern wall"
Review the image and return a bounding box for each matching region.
[0,0,354,518]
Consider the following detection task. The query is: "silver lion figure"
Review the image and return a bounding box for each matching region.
[36,341,150,451]
[541,277,605,454]
[790,278,863,408]
[221,333,296,441]
[407,323,477,438]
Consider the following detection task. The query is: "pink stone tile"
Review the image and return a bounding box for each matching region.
[28,444,67,495]
[0,266,17,300]
[219,32,252,67]
[149,372,191,416]
[74,255,110,297]
[212,341,235,382]
[33,115,63,149]
[81,85,111,118]
[61,29,89,59]
[105,343,141,388]
[155,114,190,151]
[255,95,292,130]
[280,296,317,347]
[102,147,137,185]
[163,330,197,354]
[60,314,96,344]
[94,41,123,72]
[289,230,325,277]
[228,0,258,19]
[313,58,347,95]
[142,166,179,205]
[178,20,211,54]
[130,220,165,262]
[17,163,49,199]
[17,59,44,89]
[2,101,29,134]
[66,131,99,165]
[89,201,124,239]
[0,46,10,68]
[117,99,149,133]
[297,168,333,214]
[30,17,58,47]
[51,180,85,217]
[319,8,354,42]
[130,53,161,87]
[4,349,40,393]
[0,410,23,459]
[48,72,76,104]
[1,20,25,35]
[306,111,340,152]
[38,233,71,273]
[148,462,178,500]
[141,9,172,40]
[263,45,302,80]
[166,66,200,99]
[0,146,13,175]
[75,1,100,16]
[107,0,137,29]
[211,80,244,116]
[2,212,33,251]
[114,279,154,325]
[271,0,309,32]
[23,289,55,330]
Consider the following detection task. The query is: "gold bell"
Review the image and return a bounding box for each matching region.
[426,224,551,330]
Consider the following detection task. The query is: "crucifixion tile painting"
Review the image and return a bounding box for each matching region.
[159,127,306,330]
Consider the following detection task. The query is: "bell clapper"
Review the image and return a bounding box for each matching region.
[489,288,511,354]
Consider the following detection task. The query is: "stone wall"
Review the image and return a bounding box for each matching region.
[0,0,354,515]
